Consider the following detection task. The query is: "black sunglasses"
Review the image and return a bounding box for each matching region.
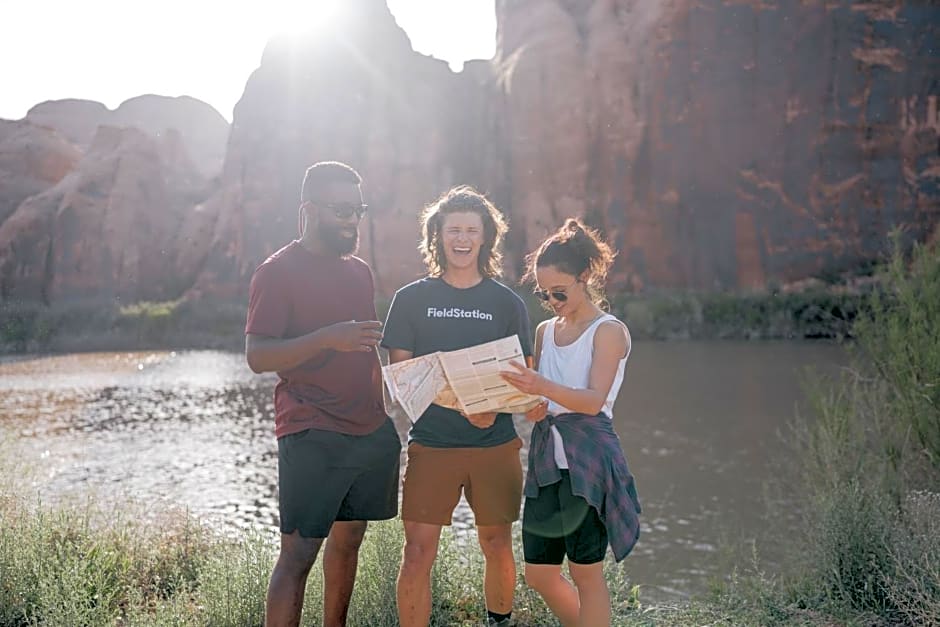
[316,202,369,220]
[534,280,578,302]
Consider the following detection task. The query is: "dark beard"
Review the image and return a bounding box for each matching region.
[317,222,359,257]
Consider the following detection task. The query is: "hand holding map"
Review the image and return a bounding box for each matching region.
[382,335,543,423]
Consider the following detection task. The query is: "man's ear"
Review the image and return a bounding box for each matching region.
[298,201,314,237]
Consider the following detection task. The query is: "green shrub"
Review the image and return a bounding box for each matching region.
[116,300,181,345]
[789,235,940,624]
[885,490,940,626]
[854,235,940,469]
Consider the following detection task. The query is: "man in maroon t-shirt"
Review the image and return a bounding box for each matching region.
[245,161,401,627]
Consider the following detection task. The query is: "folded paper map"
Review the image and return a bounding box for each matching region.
[382,335,542,423]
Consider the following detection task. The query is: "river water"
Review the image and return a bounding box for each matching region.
[0,341,844,600]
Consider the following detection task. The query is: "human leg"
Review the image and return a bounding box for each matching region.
[398,443,464,627]
[272,426,392,627]
[323,521,367,627]
[477,524,516,615]
[523,563,579,627]
[465,438,523,619]
[559,472,610,627]
[522,479,578,626]
[569,561,611,627]
[324,418,401,626]
[397,521,443,627]
[266,531,324,627]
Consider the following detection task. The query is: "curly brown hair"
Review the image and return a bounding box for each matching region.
[419,186,509,278]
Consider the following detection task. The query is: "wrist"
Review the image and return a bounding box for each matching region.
[309,326,334,351]
[536,376,552,397]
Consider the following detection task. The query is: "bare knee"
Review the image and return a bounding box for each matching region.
[400,539,438,576]
[328,521,367,555]
[477,526,512,560]
[524,563,561,591]
[568,561,607,590]
[277,533,323,577]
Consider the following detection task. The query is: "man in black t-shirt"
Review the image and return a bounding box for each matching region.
[382,186,532,627]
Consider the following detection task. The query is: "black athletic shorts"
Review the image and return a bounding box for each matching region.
[522,470,608,565]
[277,418,401,538]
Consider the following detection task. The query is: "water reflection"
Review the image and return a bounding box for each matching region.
[0,343,844,600]
[618,341,844,598]
[1,351,282,532]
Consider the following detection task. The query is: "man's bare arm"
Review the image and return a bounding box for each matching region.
[246,320,383,373]
[387,348,414,365]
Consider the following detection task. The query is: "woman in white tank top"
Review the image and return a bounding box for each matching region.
[502,218,641,627]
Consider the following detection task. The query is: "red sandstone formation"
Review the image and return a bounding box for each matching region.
[0,120,82,225]
[26,95,230,178]
[186,0,466,299]
[1,0,937,305]
[0,126,211,303]
[493,0,939,291]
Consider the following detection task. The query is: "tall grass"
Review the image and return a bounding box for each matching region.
[0,483,213,626]
[0,451,629,627]
[789,235,940,626]
[0,459,804,627]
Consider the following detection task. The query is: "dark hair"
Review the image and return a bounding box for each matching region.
[524,218,617,303]
[300,161,362,202]
[419,185,508,278]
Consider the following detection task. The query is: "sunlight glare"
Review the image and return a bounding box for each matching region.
[264,0,346,38]
[387,0,496,71]
[1,0,497,121]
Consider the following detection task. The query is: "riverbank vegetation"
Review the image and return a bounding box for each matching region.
[0,277,872,355]
[778,236,940,626]
[0,470,787,627]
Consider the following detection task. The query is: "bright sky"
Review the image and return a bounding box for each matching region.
[1,0,496,122]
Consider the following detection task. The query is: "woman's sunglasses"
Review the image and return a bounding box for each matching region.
[534,280,578,302]
[535,289,568,302]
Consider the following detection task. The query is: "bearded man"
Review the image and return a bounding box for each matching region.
[245,161,401,627]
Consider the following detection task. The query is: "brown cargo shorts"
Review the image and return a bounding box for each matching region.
[401,437,523,526]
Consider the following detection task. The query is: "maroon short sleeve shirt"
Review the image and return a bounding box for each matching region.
[245,241,387,439]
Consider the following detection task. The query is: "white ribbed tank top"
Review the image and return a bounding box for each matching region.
[538,313,630,469]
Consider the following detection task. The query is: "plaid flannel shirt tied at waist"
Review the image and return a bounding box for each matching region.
[524,412,642,561]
